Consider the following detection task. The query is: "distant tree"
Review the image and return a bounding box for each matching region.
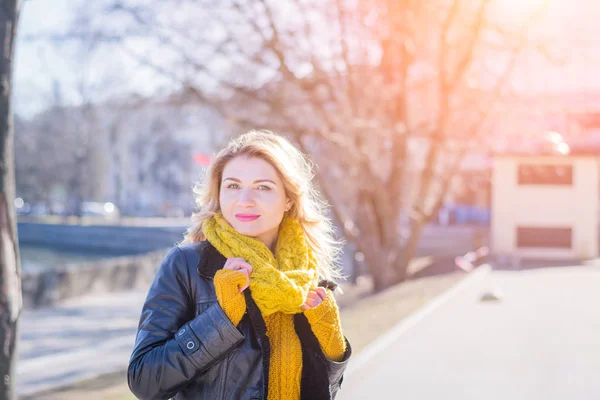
[31,0,554,290]
[71,0,551,290]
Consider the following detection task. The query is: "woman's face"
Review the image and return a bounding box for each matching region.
[219,156,290,250]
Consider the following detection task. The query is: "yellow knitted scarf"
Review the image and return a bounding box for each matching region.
[202,213,319,316]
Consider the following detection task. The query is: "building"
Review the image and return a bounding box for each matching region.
[491,138,599,260]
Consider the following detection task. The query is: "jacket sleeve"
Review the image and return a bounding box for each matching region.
[127,247,245,400]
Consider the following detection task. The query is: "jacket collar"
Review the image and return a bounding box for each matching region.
[196,240,227,279]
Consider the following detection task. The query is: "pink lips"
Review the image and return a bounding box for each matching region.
[235,214,260,222]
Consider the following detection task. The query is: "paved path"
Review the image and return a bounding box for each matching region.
[338,266,600,400]
[16,290,147,396]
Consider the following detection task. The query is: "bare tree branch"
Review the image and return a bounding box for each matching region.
[52,0,556,291]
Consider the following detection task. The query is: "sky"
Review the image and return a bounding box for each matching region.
[14,0,168,118]
[15,0,75,116]
[13,0,600,118]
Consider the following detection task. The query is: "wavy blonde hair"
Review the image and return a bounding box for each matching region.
[182,130,343,281]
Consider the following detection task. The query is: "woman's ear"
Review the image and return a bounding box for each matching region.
[285,200,292,212]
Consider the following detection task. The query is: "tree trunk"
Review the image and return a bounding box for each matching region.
[395,218,425,282]
[0,1,23,399]
[366,251,394,293]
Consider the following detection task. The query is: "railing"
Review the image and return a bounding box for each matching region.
[455,246,490,272]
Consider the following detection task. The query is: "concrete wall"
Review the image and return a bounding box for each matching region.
[18,223,190,308]
[21,249,170,308]
[491,156,599,259]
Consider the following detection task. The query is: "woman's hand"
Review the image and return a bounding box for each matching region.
[223,258,253,292]
[301,287,328,311]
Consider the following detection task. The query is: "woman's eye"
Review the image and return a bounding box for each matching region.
[226,183,240,189]
[257,185,271,191]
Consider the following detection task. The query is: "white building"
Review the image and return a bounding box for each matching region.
[491,147,599,260]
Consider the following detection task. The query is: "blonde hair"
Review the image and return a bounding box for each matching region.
[182,130,343,281]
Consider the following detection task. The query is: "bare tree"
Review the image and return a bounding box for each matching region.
[0,0,23,398]
[67,0,551,290]
[15,84,102,217]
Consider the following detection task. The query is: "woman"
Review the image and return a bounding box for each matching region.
[128,130,351,400]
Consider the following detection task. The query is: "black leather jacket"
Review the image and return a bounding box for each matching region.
[128,241,351,400]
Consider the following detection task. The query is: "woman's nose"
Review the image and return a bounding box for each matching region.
[238,189,255,207]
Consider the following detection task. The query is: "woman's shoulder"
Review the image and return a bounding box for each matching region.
[173,240,226,280]
[176,240,210,262]
[154,242,223,300]
[155,242,204,276]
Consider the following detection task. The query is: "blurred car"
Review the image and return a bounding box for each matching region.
[15,197,31,215]
[81,201,120,220]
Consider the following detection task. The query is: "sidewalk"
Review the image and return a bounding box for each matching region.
[16,290,147,396]
[339,265,600,400]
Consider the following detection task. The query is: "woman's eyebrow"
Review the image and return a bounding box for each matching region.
[254,179,277,185]
[222,177,277,185]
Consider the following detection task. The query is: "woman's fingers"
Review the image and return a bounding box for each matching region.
[224,258,253,273]
[223,258,252,292]
[314,287,327,300]
[224,258,253,275]
[301,290,324,310]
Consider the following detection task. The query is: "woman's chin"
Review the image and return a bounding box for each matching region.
[232,223,261,237]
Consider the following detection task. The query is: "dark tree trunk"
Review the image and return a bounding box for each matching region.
[0,1,23,399]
